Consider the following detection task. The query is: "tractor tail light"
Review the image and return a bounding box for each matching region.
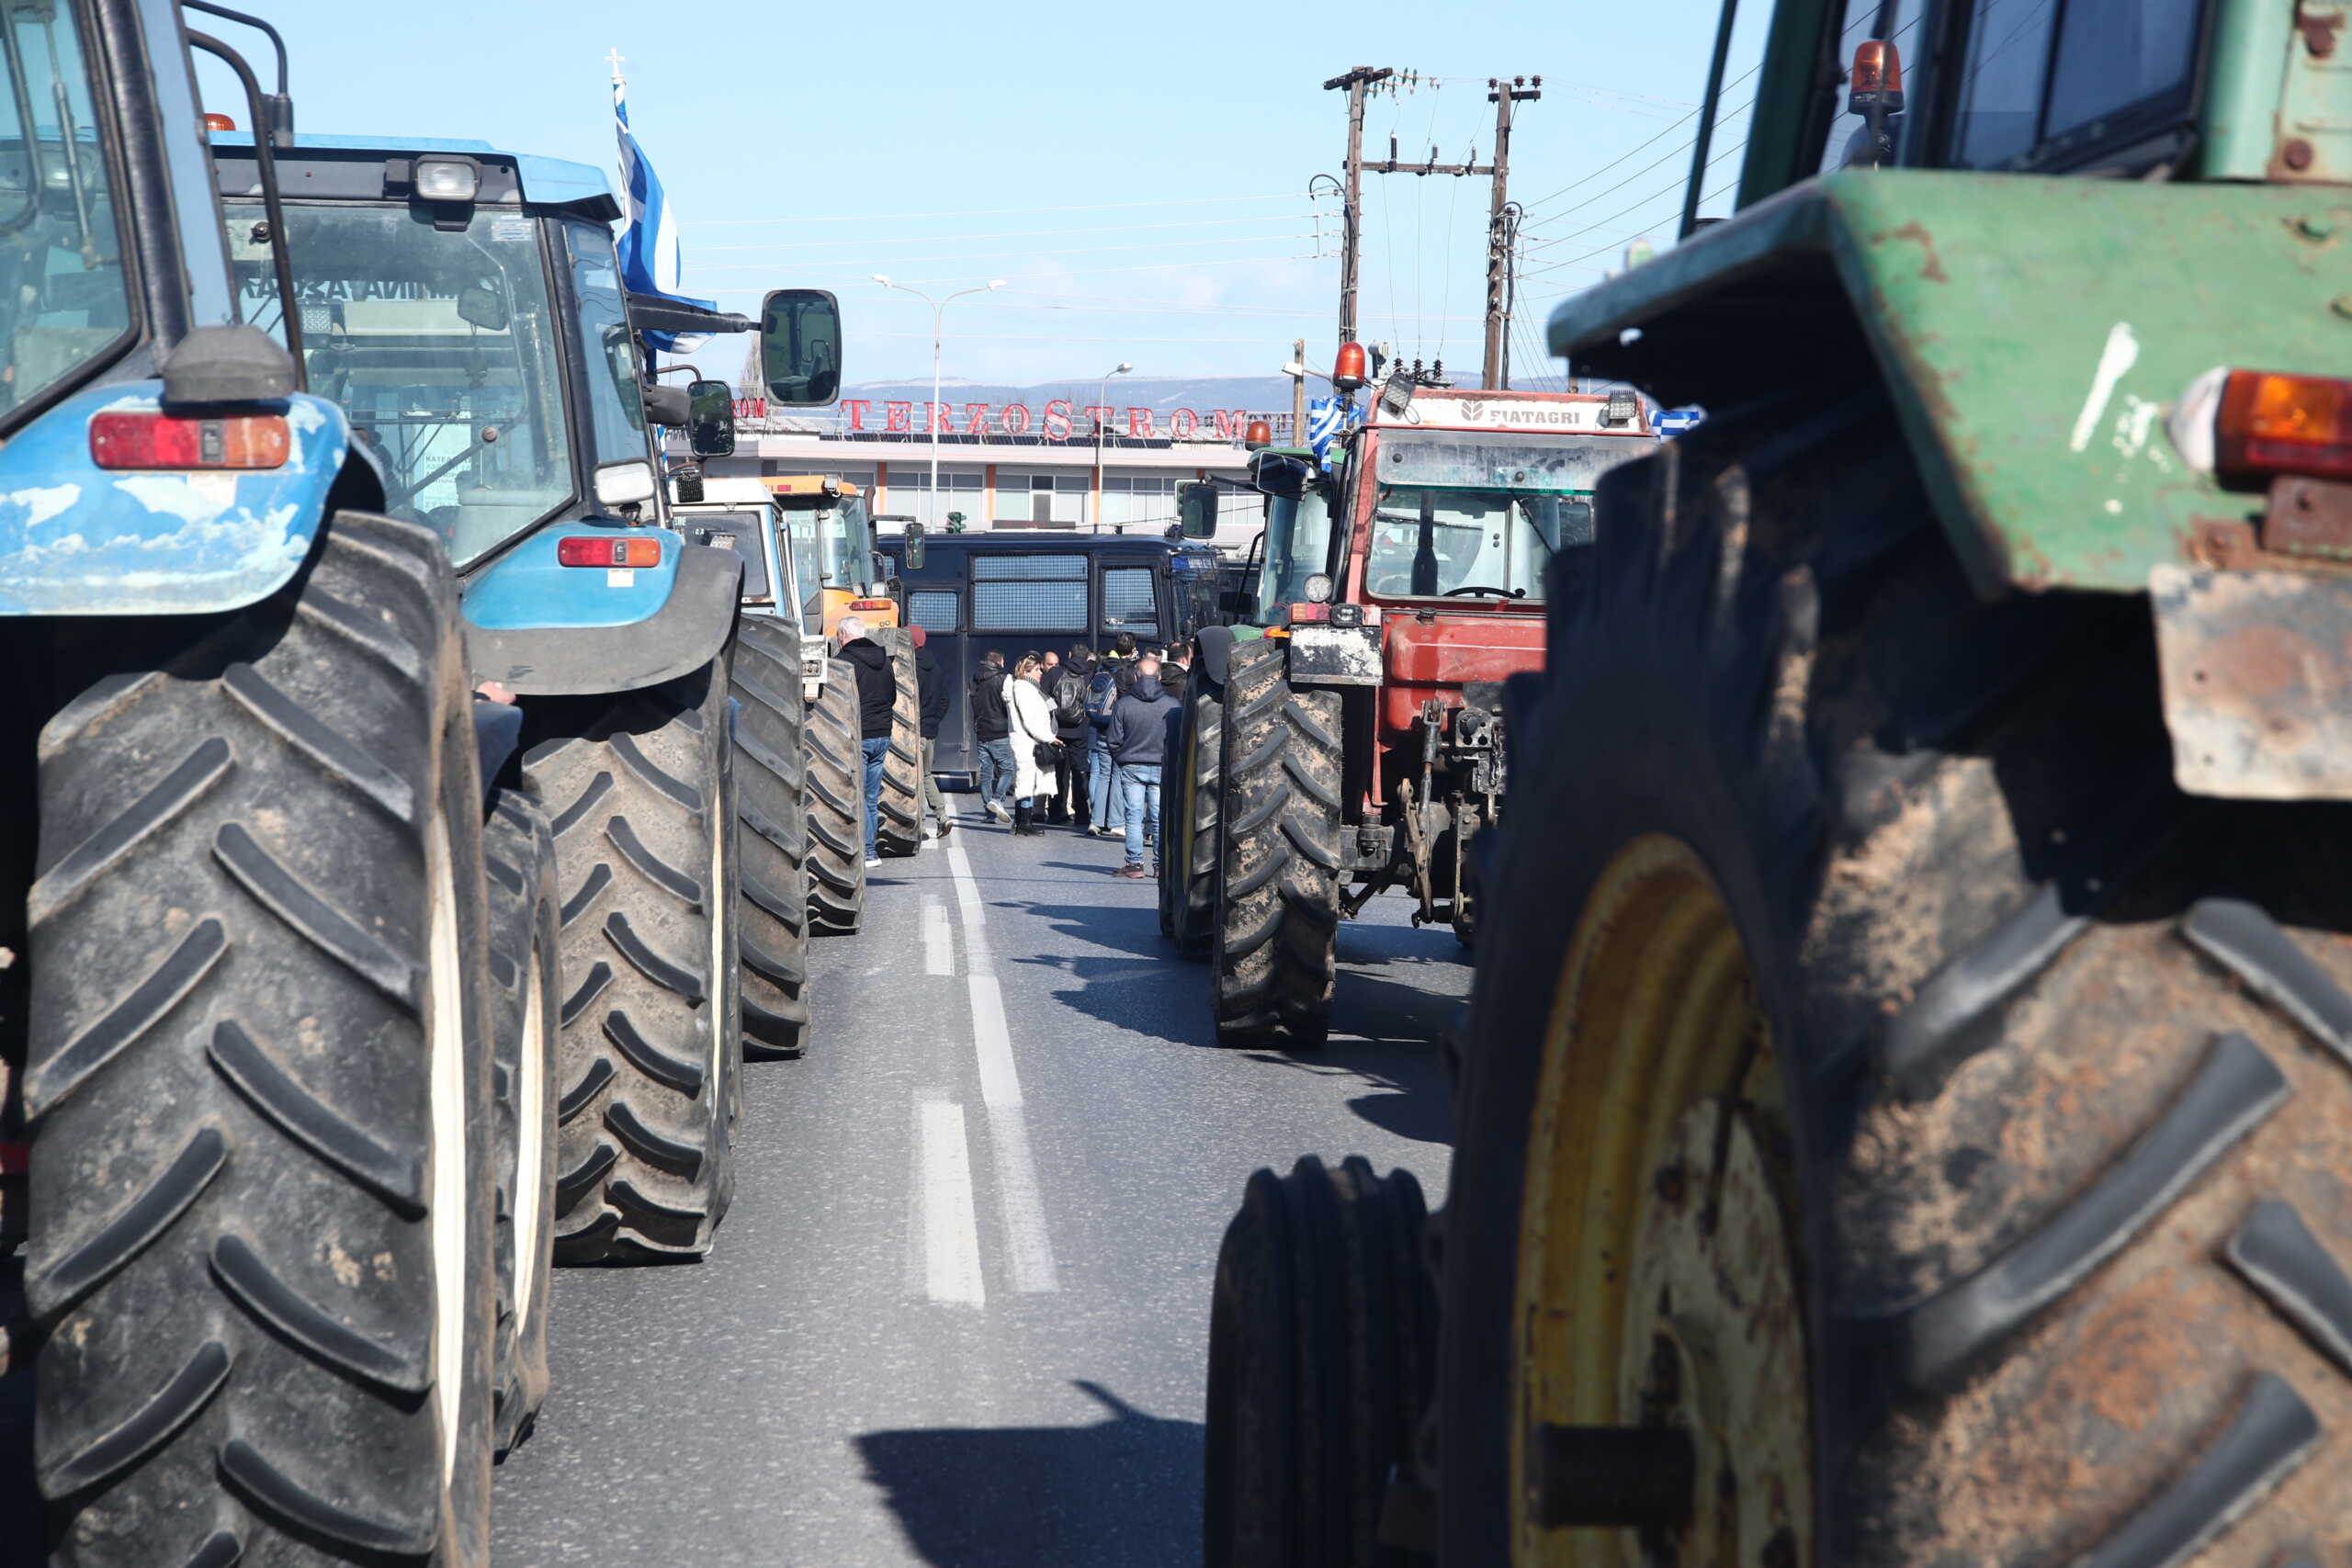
[556,536,662,568]
[849,598,893,612]
[89,411,288,469]
[2216,370,2352,482]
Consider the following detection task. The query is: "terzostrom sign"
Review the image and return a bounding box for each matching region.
[839,400,1258,441]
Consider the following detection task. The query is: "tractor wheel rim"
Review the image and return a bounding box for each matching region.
[1512,832,1812,1567]
[425,809,467,1495]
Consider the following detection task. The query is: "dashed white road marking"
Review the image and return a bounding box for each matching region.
[922,897,954,976]
[946,812,1061,1295]
[918,1099,986,1307]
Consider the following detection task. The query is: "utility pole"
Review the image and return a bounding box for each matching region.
[1483,78,1541,389]
[1322,65,1392,350]
[1291,337,1306,443]
[1336,71,1539,388]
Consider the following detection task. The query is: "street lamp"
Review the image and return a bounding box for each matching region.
[873,274,1005,525]
[1094,360,1132,531]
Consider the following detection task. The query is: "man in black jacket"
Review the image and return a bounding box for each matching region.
[836,616,897,864]
[1104,655,1178,878]
[968,649,1013,823]
[912,624,951,840]
[1048,644,1095,828]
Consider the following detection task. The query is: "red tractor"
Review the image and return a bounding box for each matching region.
[1163,350,1657,1045]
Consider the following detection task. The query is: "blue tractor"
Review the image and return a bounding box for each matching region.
[205,118,838,1311]
[0,4,523,1563]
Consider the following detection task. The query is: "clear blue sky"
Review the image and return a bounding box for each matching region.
[194,0,1767,387]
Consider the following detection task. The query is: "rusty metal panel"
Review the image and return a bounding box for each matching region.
[1288,624,1385,686]
[2151,565,2352,799]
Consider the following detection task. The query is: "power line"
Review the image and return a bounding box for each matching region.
[694,211,1323,254]
[1518,62,1764,218]
[683,192,1305,228]
[698,252,1327,290]
[691,232,1324,276]
[1521,135,1754,280]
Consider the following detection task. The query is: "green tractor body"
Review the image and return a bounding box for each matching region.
[1553,0,2352,798]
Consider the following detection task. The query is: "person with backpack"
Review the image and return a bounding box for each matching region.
[1104,655,1179,878]
[968,649,1014,822]
[1049,644,1095,828]
[835,616,897,866]
[912,624,951,840]
[1084,650,1125,838]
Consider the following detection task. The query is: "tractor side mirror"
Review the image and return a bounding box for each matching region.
[1246,452,1311,502]
[1178,481,1219,539]
[687,378,736,457]
[761,288,844,407]
[903,520,927,570]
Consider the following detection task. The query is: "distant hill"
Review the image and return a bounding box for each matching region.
[835,376,1296,412]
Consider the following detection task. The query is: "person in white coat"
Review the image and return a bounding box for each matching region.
[1006,654,1060,838]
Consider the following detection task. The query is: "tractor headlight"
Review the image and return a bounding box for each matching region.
[1303,572,1334,604]
[414,158,481,202]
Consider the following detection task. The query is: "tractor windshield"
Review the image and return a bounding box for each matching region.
[1359,429,1636,603]
[816,495,872,592]
[1363,489,1588,602]
[0,5,132,427]
[227,200,571,566]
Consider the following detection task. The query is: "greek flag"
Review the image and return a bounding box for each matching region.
[614,76,713,355]
[1306,396,1356,469]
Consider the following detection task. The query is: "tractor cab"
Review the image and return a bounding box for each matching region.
[767,473,898,641]
[1241,356,1657,799]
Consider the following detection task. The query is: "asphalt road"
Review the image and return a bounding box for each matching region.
[487,795,1467,1566]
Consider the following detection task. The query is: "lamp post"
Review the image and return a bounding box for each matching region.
[1094,361,1132,530]
[873,274,1005,525]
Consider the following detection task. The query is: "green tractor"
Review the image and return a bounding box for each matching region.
[1206,7,2352,1566]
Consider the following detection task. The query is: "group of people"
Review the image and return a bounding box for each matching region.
[828,617,1195,880]
[969,632,1193,879]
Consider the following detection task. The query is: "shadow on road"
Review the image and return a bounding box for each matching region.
[855,1381,1201,1568]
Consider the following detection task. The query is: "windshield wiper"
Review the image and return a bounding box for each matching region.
[1443,584,1524,599]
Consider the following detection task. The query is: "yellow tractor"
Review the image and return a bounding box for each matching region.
[766,476,926,896]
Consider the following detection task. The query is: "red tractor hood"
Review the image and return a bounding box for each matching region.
[1379,610,1545,736]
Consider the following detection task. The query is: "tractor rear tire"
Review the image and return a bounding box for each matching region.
[1440,393,2352,1567]
[1213,638,1341,1047]
[731,616,811,1058]
[804,658,866,937]
[23,510,497,1567]
[876,628,924,858]
[1204,1156,1435,1568]
[526,647,741,1263]
[483,788,558,1459]
[1161,673,1222,959]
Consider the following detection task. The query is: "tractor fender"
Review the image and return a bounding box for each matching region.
[465,541,742,696]
[1547,170,2341,599]
[1194,621,1269,687]
[0,382,349,616]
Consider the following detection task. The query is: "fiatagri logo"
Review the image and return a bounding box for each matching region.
[1422,394,1606,430]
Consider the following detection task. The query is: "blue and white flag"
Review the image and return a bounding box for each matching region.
[1306,396,1359,470]
[1654,407,1704,439]
[614,73,713,355]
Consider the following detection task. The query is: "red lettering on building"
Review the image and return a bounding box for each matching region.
[884,401,912,434]
[1127,407,1155,438]
[1211,410,1244,440]
[842,399,871,432]
[1081,404,1113,436]
[1001,402,1033,434]
[1170,408,1197,438]
[1043,400,1073,441]
[963,402,993,434]
[923,402,956,435]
